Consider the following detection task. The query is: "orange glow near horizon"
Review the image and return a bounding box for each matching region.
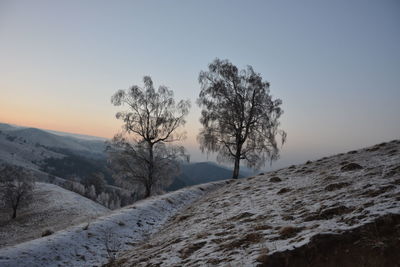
[0,105,202,147]
[0,105,117,139]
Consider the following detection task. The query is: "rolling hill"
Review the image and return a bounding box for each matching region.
[0,182,109,248]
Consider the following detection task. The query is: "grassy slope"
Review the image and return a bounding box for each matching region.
[114,140,400,266]
[0,182,109,248]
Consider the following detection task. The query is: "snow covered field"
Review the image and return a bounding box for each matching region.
[0,180,229,266]
[0,183,109,248]
[113,140,400,266]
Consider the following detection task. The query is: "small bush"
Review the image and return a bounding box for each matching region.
[325,182,351,191]
[277,187,292,194]
[83,222,90,230]
[165,198,174,204]
[270,176,282,182]
[341,163,363,171]
[278,226,302,239]
[41,229,54,237]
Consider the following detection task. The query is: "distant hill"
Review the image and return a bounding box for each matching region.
[0,126,111,181]
[168,162,252,191]
[0,130,64,170]
[0,123,21,132]
[4,127,106,156]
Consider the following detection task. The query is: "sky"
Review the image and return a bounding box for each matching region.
[0,0,399,169]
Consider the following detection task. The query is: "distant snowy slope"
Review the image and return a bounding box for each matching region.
[6,128,106,154]
[0,183,109,248]
[0,123,20,132]
[0,131,64,169]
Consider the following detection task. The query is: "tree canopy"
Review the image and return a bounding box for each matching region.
[109,76,190,198]
[197,58,286,178]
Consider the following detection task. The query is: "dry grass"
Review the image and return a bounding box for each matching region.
[256,247,270,263]
[219,232,264,251]
[278,226,302,239]
[180,241,207,259]
[325,182,351,191]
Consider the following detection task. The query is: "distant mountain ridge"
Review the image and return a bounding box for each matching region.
[0,123,106,157]
[0,122,106,141]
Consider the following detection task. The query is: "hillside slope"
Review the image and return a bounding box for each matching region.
[113,140,400,266]
[7,128,106,155]
[0,181,229,266]
[0,131,64,170]
[0,182,109,248]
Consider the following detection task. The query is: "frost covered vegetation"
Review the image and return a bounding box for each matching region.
[0,181,227,266]
[0,123,239,211]
[0,182,108,248]
[111,140,400,266]
[0,140,398,266]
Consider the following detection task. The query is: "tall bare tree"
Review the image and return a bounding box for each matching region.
[109,76,190,198]
[0,164,34,219]
[197,58,286,179]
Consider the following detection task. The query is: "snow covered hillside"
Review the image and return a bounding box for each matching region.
[1,125,106,155]
[0,124,107,171]
[0,180,229,266]
[0,131,64,170]
[112,140,400,266]
[0,183,109,248]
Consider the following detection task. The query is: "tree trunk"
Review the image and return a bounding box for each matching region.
[12,196,20,219]
[144,184,151,198]
[232,143,242,179]
[232,157,241,179]
[12,207,17,219]
[145,143,154,198]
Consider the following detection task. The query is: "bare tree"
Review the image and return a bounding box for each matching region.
[101,227,121,264]
[109,76,190,198]
[83,172,107,195]
[197,58,286,179]
[0,164,34,219]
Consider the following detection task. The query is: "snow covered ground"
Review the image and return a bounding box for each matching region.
[0,183,109,248]
[0,132,64,170]
[112,140,400,266]
[0,180,229,266]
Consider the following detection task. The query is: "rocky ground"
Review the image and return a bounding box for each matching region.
[112,140,400,266]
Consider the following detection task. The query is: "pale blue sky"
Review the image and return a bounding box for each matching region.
[0,0,399,168]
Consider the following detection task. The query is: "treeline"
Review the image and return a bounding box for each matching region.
[40,150,114,185]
